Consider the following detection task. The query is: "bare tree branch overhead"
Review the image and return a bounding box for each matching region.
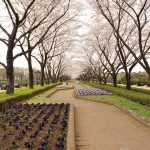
[0,0,150,94]
[0,0,74,93]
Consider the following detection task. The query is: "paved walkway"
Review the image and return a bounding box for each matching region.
[50,84,150,150]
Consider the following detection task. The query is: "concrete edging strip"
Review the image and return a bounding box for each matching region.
[46,89,76,150]
[67,104,76,150]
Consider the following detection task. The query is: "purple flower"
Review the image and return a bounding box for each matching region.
[1,125,6,130]
[20,130,26,135]
[24,117,28,122]
[56,142,64,149]
[14,124,20,130]
[25,125,31,130]
[33,118,38,123]
[30,134,36,139]
[40,141,48,147]
[61,121,67,128]
[11,141,19,148]
[20,121,24,125]
[2,134,8,140]
[34,130,39,135]
[29,123,33,127]
[15,135,23,140]
[13,116,19,122]
[44,135,49,140]
[58,137,65,142]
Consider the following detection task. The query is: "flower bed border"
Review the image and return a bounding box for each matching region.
[67,104,76,150]
[46,88,76,150]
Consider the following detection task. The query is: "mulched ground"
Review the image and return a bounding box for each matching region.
[0,103,69,150]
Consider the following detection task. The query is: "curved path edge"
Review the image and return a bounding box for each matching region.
[75,94,150,128]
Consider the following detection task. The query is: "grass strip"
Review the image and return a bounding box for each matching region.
[24,88,57,104]
[84,82,150,107]
[0,83,60,109]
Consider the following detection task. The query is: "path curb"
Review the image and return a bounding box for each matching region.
[46,89,59,98]
[75,94,150,128]
[46,89,76,150]
[67,104,76,150]
[46,88,74,98]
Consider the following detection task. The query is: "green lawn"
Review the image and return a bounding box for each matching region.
[24,88,57,104]
[0,85,54,102]
[83,82,150,107]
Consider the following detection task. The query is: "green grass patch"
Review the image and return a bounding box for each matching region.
[24,88,57,104]
[0,83,60,109]
[84,82,150,107]
[80,94,150,118]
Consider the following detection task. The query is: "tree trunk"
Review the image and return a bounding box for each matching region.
[104,78,107,85]
[6,51,14,94]
[44,76,48,84]
[98,77,102,84]
[40,66,45,86]
[125,72,131,90]
[28,52,34,89]
[47,71,51,84]
[6,25,19,94]
[144,68,150,80]
[112,73,117,87]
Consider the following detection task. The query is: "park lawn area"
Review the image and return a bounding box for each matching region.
[24,87,57,104]
[80,94,150,119]
[0,84,58,103]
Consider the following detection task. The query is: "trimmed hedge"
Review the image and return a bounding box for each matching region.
[0,82,6,87]
[0,83,60,110]
[84,82,150,107]
[117,85,150,95]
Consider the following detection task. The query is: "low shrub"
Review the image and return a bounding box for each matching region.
[137,82,145,86]
[135,81,150,87]
[0,83,60,110]
[84,82,150,107]
[146,82,150,87]
[116,85,150,95]
[0,82,6,87]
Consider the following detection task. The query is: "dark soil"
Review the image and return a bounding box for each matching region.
[0,103,69,150]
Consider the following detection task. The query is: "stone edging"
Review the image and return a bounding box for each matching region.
[46,89,59,98]
[67,104,76,150]
[75,93,150,128]
[46,89,76,150]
